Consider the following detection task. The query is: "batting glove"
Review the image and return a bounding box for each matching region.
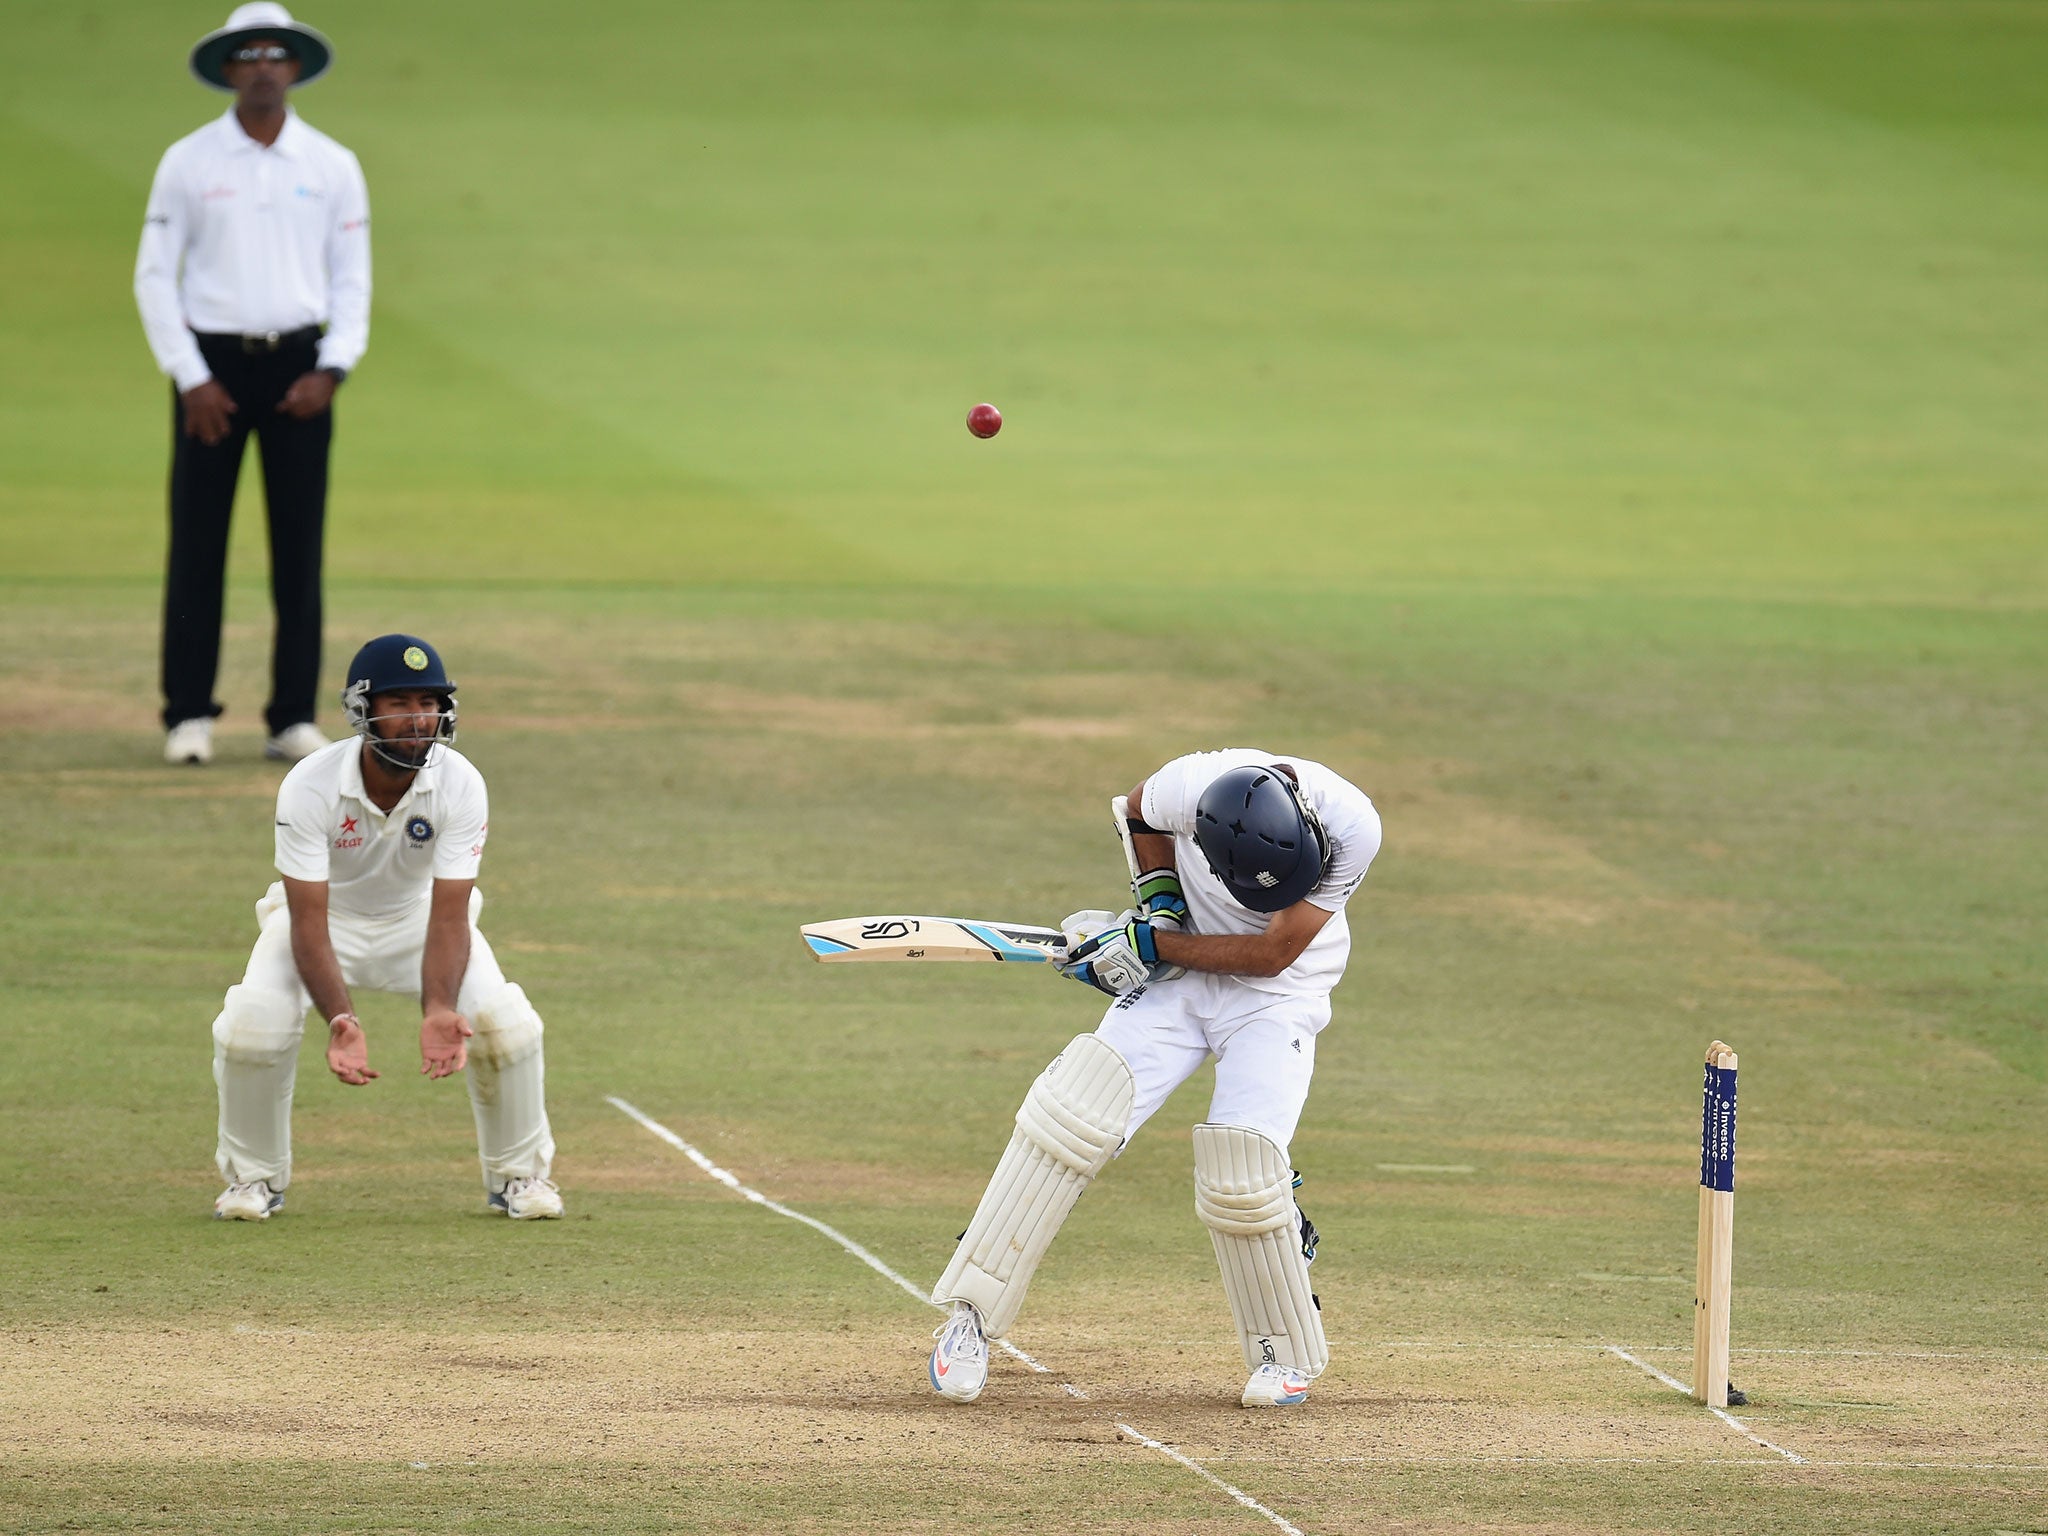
[1056,910,1159,996]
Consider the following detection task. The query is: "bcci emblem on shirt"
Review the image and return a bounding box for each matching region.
[405,815,434,847]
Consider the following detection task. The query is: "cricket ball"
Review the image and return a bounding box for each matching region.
[967,402,1002,439]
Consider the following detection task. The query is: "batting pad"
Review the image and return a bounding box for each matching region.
[212,985,305,1187]
[466,984,554,1191]
[1194,1123,1329,1378]
[932,1033,1134,1339]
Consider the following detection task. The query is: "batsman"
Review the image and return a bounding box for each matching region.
[207,634,560,1221]
[929,750,1380,1407]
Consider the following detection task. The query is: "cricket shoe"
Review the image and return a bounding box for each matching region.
[214,1180,283,1221]
[1241,1361,1311,1407]
[929,1302,988,1402]
[264,722,330,761]
[489,1176,564,1220]
[165,719,214,766]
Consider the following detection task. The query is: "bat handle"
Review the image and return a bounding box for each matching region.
[1111,793,1142,905]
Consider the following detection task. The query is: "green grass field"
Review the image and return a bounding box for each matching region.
[2,3,2044,1532]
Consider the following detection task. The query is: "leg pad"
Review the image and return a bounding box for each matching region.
[932,1034,1134,1339]
[212,985,302,1066]
[1195,1123,1329,1378]
[466,983,553,1188]
[471,983,543,1068]
[213,986,305,1187]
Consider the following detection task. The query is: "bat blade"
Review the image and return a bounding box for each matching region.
[800,916,1064,964]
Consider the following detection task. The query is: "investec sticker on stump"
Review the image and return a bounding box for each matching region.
[1699,1062,1737,1193]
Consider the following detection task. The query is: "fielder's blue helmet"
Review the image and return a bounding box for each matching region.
[1193,764,1329,913]
[340,634,458,751]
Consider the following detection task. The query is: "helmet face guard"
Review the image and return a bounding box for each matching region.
[1193,764,1331,913]
[340,635,458,772]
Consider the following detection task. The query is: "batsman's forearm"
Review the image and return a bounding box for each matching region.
[1153,928,1297,980]
[419,918,470,1015]
[1130,830,1176,872]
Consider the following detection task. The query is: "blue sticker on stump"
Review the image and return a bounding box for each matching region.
[1699,1063,1737,1192]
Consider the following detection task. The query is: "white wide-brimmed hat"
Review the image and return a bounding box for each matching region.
[190,3,333,92]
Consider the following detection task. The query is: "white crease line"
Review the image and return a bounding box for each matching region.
[1202,1454,1779,1467]
[1606,1346,1807,1465]
[1606,1344,1692,1394]
[608,1096,1299,1529]
[609,1098,1074,1388]
[607,1099,1075,1375]
[1629,1344,2048,1363]
[1197,1455,2048,1472]
[1375,1341,2048,1363]
[1114,1424,1306,1536]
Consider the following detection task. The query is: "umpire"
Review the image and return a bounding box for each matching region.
[135,4,369,767]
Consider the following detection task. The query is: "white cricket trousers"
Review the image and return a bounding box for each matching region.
[212,882,555,1195]
[1092,970,1327,1153]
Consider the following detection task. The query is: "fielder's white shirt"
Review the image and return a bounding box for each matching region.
[1142,749,1381,999]
[273,740,487,920]
[135,108,371,393]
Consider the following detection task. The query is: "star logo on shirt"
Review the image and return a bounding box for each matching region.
[339,815,359,834]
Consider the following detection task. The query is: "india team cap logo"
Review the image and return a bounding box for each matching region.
[403,645,429,671]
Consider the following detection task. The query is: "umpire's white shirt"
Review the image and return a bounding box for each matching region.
[273,740,487,920]
[134,107,371,392]
[1142,748,1381,1001]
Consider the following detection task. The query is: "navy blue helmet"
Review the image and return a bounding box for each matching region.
[341,634,458,768]
[1193,764,1329,912]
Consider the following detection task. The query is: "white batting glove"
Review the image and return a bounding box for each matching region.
[1056,908,1158,996]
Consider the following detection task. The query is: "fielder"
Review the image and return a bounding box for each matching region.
[928,751,1380,1407]
[208,634,560,1221]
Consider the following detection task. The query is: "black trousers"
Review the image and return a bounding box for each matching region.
[161,328,333,733]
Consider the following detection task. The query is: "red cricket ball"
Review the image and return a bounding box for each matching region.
[967,402,1002,439]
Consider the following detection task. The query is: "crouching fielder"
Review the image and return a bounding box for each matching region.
[929,750,1379,1407]
[209,634,560,1222]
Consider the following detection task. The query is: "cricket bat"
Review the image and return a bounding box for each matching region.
[800,916,1065,964]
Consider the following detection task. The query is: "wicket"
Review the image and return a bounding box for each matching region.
[1692,1040,1739,1407]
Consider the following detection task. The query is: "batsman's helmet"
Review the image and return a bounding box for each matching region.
[1193,764,1329,913]
[340,634,458,760]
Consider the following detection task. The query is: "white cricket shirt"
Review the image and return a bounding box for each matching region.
[1141,749,1381,999]
[135,108,371,392]
[273,740,488,920]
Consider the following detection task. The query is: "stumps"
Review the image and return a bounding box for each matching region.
[1692,1040,1738,1406]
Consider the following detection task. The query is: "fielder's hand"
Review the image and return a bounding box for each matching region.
[326,1013,378,1086]
[420,1007,475,1079]
[1056,908,1159,996]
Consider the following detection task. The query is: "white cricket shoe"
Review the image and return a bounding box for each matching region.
[164,718,214,765]
[489,1176,564,1220]
[1241,1361,1311,1407]
[929,1302,988,1402]
[265,722,330,761]
[214,1180,283,1221]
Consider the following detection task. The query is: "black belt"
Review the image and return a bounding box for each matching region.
[195,325,323,354]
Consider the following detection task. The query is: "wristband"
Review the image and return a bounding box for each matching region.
[320,365,348,386]
[328,1012,360,1031]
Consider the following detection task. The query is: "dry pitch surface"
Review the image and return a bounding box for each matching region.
[9,1321,2047,1533]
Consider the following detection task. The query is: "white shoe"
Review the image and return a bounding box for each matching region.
[165,718,214,765]
[214,1180,283,1221]
[264,722,330,761]
[929,1302,988,1402]
[490,1176,564,1220]
[1241,1360,1311,1407]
